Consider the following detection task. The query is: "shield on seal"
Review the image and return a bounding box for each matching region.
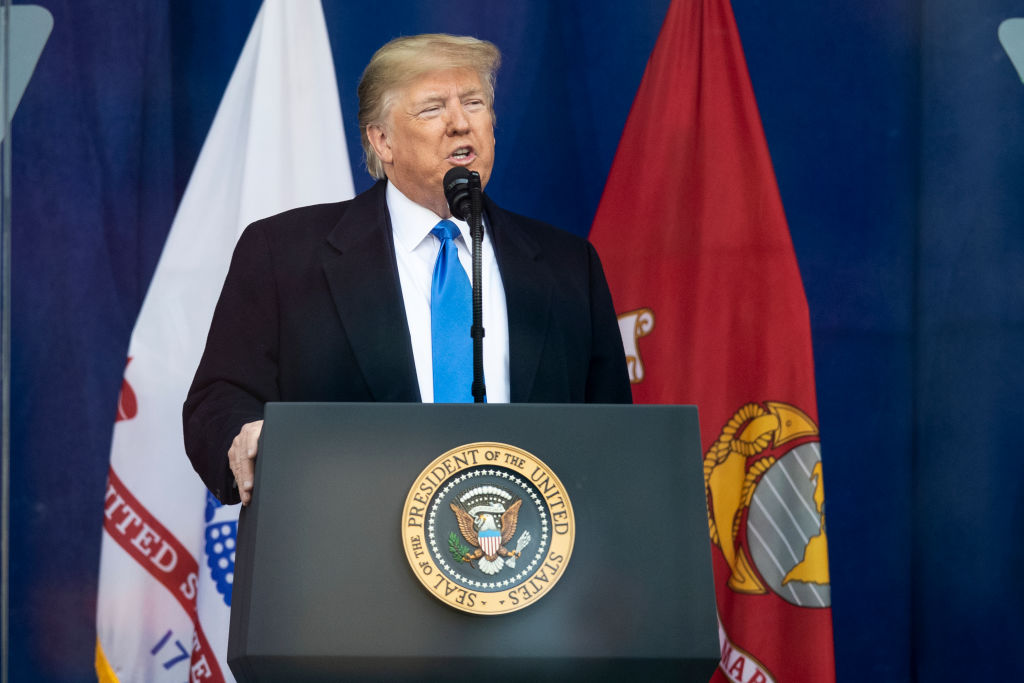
[479,528,501,557]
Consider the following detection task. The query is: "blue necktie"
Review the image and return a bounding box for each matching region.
[430,220,473,402]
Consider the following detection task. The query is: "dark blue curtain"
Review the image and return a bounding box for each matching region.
[9,0,1023,680]
[914,2,1024,680]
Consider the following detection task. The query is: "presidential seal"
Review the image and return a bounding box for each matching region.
[401,442,575,615]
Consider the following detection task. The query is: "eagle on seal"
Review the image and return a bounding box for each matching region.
[450,498,525,575]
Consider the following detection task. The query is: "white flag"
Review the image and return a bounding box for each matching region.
[96,1,353,680]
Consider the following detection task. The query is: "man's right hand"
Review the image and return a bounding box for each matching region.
[228,420,263,506]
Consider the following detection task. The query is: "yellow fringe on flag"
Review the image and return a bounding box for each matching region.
[95,638,120,683]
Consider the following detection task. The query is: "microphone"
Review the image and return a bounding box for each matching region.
[443,167,476,220]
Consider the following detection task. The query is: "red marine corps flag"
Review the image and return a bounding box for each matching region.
[590,1,836,682]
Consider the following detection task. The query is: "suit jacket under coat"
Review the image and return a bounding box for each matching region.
[183,180,631,503]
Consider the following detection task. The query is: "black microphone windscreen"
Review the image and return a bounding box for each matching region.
[443,167,473,221]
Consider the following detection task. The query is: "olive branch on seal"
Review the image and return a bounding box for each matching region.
[448,531,472,563]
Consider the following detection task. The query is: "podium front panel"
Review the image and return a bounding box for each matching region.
[229,403,718,681]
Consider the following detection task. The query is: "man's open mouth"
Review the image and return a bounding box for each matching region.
[448,146,476,163]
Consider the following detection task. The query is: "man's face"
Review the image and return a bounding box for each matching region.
[368,67,496,218]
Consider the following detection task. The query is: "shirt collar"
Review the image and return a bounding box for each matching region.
[386,180,471,253]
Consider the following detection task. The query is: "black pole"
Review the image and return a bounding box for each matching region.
[468,173,486,403]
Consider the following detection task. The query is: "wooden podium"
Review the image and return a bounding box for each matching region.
[228,403,719,681]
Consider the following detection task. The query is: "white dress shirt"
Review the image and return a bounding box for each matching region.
[387,181,510,403]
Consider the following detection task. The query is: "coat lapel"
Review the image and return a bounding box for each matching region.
[486,196,552,403]
[321,181,420,402]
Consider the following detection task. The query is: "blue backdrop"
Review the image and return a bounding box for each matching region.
[8,1,1023,681]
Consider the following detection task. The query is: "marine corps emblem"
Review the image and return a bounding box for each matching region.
[704,402,831,607]
[402,442,575,615]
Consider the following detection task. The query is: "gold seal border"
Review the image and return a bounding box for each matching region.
[401,442,575,615]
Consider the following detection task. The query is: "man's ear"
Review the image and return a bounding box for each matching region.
[366,124,393,165]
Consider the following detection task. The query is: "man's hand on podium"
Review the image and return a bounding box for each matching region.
[229,420,263,506]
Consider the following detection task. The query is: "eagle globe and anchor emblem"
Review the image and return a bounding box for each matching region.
[704,401,831,608]
[402,442,575,615]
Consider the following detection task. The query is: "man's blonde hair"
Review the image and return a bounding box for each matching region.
[357,34,501,180]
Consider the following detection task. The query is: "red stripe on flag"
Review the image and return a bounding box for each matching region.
[103,466,226,683]
[590,1,836,681]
